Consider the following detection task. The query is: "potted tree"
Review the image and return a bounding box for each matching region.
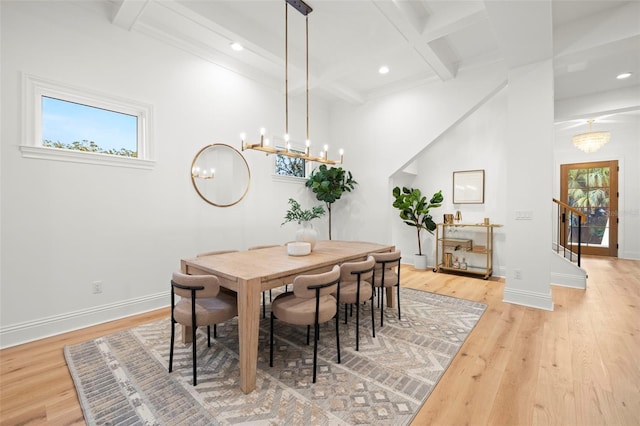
[281,198,325,250]
[305,165,357,240]
[392,186,443,270]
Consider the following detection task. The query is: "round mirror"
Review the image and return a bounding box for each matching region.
[191,143,251,207]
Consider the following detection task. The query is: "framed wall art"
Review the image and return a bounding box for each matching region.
[453,169,485,204]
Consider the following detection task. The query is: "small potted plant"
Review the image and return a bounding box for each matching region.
[392,186,443,270]
[281,198,325,250]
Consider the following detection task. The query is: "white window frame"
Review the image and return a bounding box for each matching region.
[270,135,309,183]
[20,73,155,169]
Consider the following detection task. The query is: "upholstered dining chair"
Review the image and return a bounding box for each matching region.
[337,256,376,351]
[169,271,238,386]
[269,265,341,383]
[371,250,402,327]
[248,245,281,318]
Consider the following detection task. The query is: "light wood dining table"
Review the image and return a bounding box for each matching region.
[180,240,395,393]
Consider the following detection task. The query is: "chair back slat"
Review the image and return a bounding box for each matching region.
[171,271,221,299]
[293,265,340,298]
[340,256,375,282]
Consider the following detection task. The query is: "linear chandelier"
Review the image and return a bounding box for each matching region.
[241,0,343,166]
[572,120,610,153]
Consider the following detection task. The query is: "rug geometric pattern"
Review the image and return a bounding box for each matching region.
[65,288,486,425]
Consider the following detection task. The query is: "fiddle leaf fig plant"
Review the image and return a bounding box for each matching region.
[306,165,357,239]
[392,186,444,256]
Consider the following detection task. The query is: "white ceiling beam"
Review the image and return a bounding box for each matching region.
[423,8,488,42]
[373,0,456,80]
[112,0,149,31]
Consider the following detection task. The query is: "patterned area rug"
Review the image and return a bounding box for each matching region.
[65,288,486,425]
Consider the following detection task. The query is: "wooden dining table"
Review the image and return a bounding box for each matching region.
[180,240,395,393]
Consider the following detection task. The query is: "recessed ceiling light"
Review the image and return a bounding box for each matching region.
[378,66,389,75]
[230,42,244,52]
[616,72,632,80]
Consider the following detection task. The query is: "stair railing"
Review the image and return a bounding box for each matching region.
[552,198,586,267]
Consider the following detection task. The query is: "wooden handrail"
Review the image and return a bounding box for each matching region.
[552,198,586,223]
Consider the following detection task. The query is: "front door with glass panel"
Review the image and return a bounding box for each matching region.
[560,160,618,257]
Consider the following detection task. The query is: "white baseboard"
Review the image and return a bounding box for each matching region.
[503,287,554,311]
[551,271,587,289]
[619,250,640,260]
[0,292,168,349]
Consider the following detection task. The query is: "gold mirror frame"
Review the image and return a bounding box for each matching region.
[191,143,251,207]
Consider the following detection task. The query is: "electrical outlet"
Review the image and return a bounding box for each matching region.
[514,269,522,280]
[92,281,103,294]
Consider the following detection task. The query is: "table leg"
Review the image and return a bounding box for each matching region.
[386,287,396,308]
[181,325,192,344]
[237,277,261,394]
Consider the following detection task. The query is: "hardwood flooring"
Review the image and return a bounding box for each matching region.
[1,256,638,425]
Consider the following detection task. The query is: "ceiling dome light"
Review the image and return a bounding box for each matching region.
[378,65,389,75]
[230,42,244,51]
[616,72,632,80]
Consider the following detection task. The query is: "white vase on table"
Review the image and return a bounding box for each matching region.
[296,221,318,250]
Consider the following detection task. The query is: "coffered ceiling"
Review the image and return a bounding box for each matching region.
[109,0,639,109]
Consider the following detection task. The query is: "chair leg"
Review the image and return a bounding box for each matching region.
[207,325,211,347]
[380,285,385,327]
[335,305,341,364]
[169,319,175,373]
[312,321,319,383]
[262,292,266,319]
[269,313,275,367]
[306,325,311,345]
[192,320,197,386]
[214,324,217,338]
[397,284,401,320]
[355,300,360,351]
[370,286,376,338]
[344,303,348,324]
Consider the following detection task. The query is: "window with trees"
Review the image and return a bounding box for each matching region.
[21,74,154,169]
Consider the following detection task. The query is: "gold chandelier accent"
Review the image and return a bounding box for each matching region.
[572,120,610,153]
[241,0,343,165]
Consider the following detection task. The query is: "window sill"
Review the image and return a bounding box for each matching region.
[272,174,307,184]
[20,146,155,170]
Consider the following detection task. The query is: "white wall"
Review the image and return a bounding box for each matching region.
[403,89,509,272]
[0,1,329,347]
[328,62,507,248]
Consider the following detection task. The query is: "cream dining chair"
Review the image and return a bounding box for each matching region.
[169,271,238,386]
[269,265,341,383]
[371,250,402,327]
[337,256,376,351]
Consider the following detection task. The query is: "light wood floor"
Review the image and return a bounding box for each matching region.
[1,256,638,425]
